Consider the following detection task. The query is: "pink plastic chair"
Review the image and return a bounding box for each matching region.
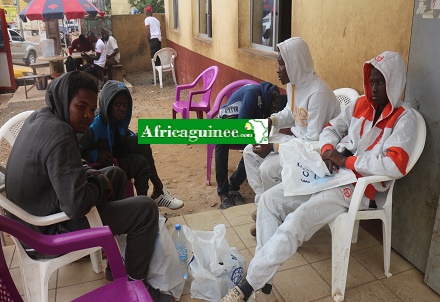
[172,66,219,119]
[205,79,259,185]
[0,215,152,302]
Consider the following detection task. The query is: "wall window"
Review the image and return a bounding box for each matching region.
[250,0,291,51]
[173,0,179,29]
[199,0,212,38]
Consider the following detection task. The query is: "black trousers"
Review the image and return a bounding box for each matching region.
[215,144,247,197]
[150,38,162,66]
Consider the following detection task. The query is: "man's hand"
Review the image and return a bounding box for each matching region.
[278,128,293,135]
[97,150,115,167]
[253,144,273,159]
[321,149,348,173]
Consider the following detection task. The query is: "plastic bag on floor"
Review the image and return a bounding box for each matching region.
[183,224,246,302]
[117,215,184,300]
[279,138,357,195]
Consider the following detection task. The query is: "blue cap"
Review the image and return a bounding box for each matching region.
[175,224,181,230]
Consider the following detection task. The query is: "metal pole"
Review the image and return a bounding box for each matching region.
[15,0,24,38]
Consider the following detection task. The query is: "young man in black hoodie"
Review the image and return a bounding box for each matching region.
[5,71,162,300]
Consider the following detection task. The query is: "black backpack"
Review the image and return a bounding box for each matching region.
[64,56,76,72]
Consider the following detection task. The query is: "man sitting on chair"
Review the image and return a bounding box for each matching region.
[220,51,418,302]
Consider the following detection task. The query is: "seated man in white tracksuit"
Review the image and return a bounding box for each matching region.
[243,37,340,205]
[220,51,418,302]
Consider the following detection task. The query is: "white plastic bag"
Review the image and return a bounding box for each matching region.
[183,224,246,302]
[279,138,358,195]
[117,215,185,300]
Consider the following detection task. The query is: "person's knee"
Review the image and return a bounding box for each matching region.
[101,166,127,183]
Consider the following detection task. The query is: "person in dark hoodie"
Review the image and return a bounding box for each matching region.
[79,80,184,210]
[5,71,162,298]
[215,82,287,209]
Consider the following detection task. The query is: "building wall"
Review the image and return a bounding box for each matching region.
[164,0,414,95]
[110,0,133,15]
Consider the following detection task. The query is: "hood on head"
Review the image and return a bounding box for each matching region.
[363,51,406,110]
[259,81,277,114]
[98,80,133,127]
[45,71,76,124]
[277,37,315,87]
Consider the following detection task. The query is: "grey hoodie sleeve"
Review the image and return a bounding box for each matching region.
[46,136,108,219]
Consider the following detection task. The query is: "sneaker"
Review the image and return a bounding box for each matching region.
[219,197,234,209]
[155,188,184,210]
[229,191,244,206]
[220,286,246,302]
[247,289,278,302]
[251,209,257,221]
[250,224,256,237]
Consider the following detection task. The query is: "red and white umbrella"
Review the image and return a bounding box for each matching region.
[19,0,103,22]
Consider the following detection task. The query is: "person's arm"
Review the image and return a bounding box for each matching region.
[291,91,339,141]
[106,37,120,59]
[145,24,151,41]
[46,138,109,219]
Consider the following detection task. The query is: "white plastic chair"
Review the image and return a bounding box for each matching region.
[333,88,359,107]
[0,111,104,302]
[151,47,178,88]
[329,109,426,302]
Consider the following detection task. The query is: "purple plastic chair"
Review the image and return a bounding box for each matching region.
[172,66,219,119]
[0,215,152,302]
[205,79,259,185]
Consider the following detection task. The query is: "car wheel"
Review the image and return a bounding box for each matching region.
[25,50,37,66]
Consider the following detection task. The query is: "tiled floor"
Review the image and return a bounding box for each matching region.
[4,203,440,301]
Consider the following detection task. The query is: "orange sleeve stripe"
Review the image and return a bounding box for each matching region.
[321,144,334,154]
[386,146,409,175]
[345,156,357,170]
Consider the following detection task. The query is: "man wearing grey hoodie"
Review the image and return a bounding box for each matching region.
[5,71,160,297]
[220,52,418,302]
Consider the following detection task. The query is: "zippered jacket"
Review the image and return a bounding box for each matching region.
[271,37,340,143]
[319,51,417,200]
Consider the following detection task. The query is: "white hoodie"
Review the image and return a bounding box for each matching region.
[319,51,417,200]
[271,37,340,146]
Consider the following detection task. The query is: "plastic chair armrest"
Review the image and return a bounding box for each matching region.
[346,175,393,216]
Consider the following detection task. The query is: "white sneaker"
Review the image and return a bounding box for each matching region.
[220,286,245,302]
[155,188,184,210]
[247,290,278,302]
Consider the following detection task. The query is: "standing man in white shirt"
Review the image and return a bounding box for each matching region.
[82,31,106,83]
[144,5,162,83]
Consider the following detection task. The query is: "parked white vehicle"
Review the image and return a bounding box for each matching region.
[8,28,40,66]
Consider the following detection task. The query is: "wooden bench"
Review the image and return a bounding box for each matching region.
[30,62,50,75]
[17,74,51,98]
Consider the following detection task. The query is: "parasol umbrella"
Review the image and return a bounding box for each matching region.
[19,0,102,22]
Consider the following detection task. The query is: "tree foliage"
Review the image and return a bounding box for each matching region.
[128,0,164,14]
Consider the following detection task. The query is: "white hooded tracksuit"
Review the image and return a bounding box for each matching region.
[246,51,417,291]
[243,37,340,203]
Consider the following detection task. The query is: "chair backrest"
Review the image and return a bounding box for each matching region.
[194,66,219,106]
[407,109,426,172]
[0,110,34,147]
[153,47,177,68]
[333,88,359,107]
[0,214,126,302]
[206,79,259,119]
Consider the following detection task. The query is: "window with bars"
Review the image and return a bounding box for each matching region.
[199,0,212,38]
[173,0,179,29]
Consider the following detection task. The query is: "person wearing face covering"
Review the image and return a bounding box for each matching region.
[220,51,418,302]
[5,71,163,299]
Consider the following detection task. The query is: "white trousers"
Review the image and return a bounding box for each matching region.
[243,144,282,204]
[246,182,369,290]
